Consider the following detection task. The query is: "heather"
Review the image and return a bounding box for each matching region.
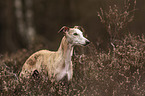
[1,0,145,95]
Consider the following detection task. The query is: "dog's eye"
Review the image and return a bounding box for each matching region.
[73,33,78,36]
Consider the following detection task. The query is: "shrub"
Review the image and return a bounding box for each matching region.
[97,0,136,41]
[0,34,145,96]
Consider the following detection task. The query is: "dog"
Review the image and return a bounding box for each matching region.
[19,26,90,81]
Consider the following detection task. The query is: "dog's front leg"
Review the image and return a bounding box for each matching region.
[67,62,73,81]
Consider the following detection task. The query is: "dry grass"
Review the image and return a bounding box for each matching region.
[0,34,145,96]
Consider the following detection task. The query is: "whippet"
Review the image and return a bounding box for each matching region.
[19,26,90,81]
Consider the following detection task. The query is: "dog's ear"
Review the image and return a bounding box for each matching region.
[74,26,85,32]
[58,26,69,33]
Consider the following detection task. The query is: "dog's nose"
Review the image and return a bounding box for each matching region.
[85,40,90,46]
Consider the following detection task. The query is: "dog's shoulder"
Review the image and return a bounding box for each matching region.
[25,50,50,65]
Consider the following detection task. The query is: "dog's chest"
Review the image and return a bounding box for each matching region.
[59,60,71,75]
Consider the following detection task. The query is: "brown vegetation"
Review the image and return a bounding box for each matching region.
[0,0,145,95]
[0,34,145,95]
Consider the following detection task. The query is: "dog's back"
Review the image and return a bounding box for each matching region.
[20,50,65,78]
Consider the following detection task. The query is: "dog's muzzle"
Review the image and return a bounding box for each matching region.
[84,40,90,46]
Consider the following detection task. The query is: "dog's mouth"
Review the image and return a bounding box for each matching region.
[74,40,90,46]
[83,43,89,46]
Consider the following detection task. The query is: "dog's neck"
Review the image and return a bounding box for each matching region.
[56,36,73,81]
[58,36,74,61]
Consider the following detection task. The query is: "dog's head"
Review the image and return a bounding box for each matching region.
[58,26,90,46]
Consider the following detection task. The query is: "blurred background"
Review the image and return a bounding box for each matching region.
[0,0,145,53]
